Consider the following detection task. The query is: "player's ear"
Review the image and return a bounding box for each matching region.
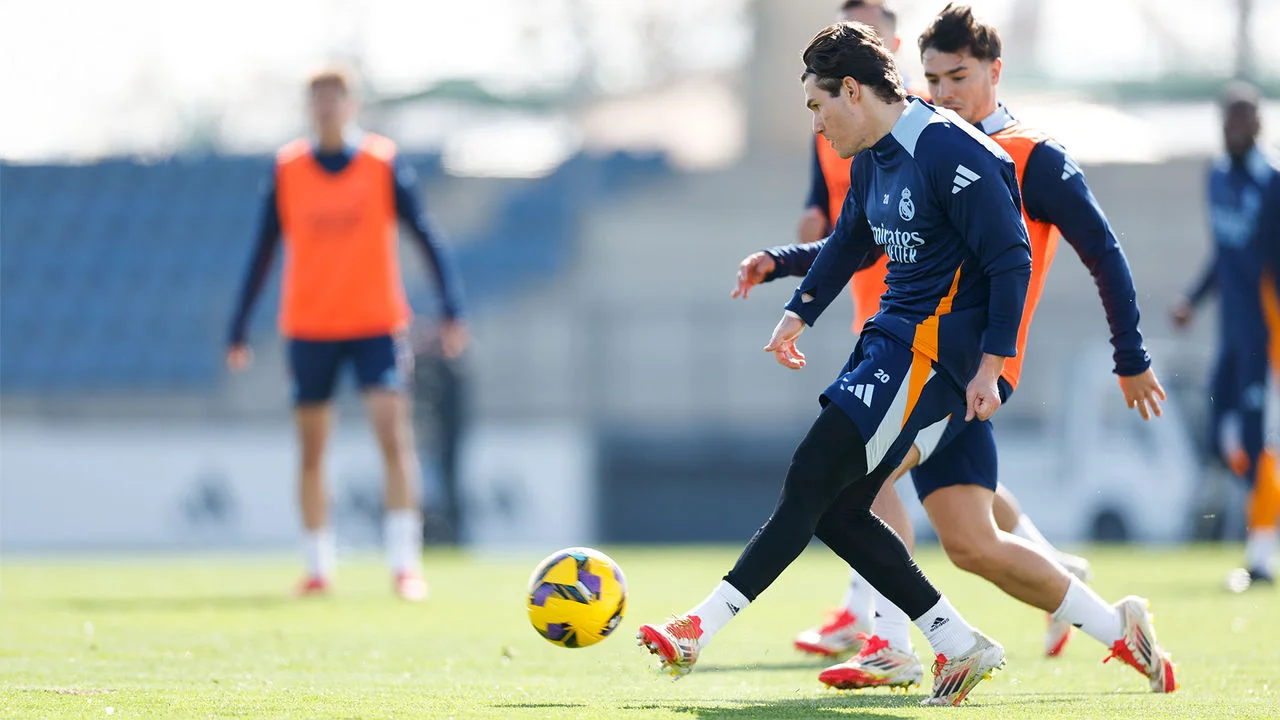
[989,58,1003,86]
[842,76,860,102]
[889,36,902,54]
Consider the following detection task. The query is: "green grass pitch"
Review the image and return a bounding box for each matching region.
[1,545,1276,718]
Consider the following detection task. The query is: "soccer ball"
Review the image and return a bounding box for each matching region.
[526,547,627,649]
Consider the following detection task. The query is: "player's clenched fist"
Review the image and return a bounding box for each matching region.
[731,252,777,299]
[965,354,1006,422]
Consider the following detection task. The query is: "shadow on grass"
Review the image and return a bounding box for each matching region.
[618,687,1153,717]
[494,702,589,709]
[62,595,291,613]
[624,695,917,719]
[696,660,830,674]
[993,691,1150,699]
[23,688,116,696]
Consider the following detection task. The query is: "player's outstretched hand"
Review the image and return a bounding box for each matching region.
[731,252,776,299]
[1118,367,1167,421]
[965,354,1005,422]
[226,344,253,372]
[764,312,806,370]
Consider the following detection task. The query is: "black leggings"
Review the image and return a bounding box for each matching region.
[724,404,941,620]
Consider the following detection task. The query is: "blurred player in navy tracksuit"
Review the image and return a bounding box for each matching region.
[1173,82,1280,589]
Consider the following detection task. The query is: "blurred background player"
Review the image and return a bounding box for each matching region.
[412,327,469,546]
[737,3,1175,694]
[1172,82,1280,590]
[226,67,468,600]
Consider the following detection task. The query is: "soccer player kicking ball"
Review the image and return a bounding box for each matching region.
[226,68,467,601]
[637,21,1033,707]
[734,4,1176,695]
[773,0,1091,664]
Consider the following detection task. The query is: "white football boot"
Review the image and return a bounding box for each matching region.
[818,633,924,690]
[921,631,1005,706]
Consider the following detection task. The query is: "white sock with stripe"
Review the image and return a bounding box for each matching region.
[913,595,975,659]
[687,580,751,648]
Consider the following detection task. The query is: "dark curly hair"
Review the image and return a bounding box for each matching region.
[918,3,1002,61]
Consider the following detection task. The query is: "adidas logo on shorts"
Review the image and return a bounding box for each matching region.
[848,383,875,407]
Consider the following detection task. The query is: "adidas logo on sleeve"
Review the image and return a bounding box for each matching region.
[1061,157,1082,181]
[951,165,981,194]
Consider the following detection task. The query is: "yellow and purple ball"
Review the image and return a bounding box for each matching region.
[526,547,627,648]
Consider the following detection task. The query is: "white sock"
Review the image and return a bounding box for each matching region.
[687,580,751,649]
[384,509,423,575]
[1051,575,1123,646]
[913,596,975,659]
[1012,515,1055,552]
[842,568,876,622]
[304,529,336,579]
[871,585,913,652]
[1246,528,1278,573]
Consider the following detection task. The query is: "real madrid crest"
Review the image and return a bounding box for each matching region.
[898,187,915,221]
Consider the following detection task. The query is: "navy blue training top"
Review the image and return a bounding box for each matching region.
[784,98,1033,392]
[773,103,1150,378]
[1186,146,1280,348]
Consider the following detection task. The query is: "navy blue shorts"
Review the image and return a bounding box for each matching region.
[908,377,1011,501]
[820,329,967,476]
[288,334,410,405]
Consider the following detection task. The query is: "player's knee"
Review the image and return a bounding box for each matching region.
[939,533,997,576]
[814,503,873,540]
[783,450,843,511]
